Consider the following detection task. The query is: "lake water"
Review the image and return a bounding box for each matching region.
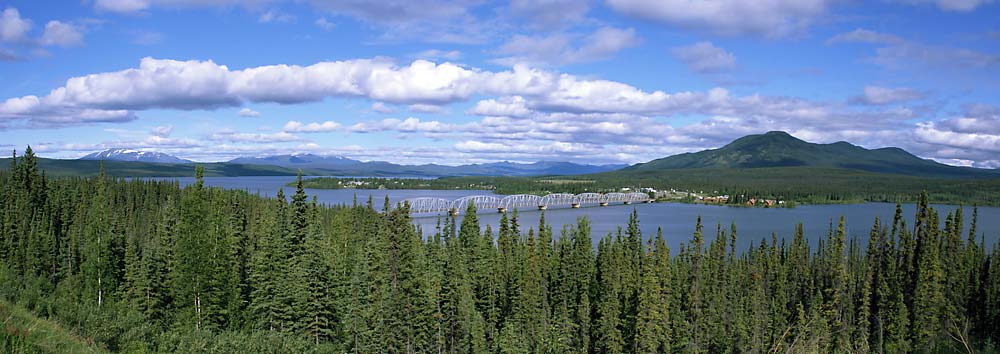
[155,176,1000,251]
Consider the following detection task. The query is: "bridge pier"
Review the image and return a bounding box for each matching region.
[498,207,507,213]
[449,208,459,216]
[624,201,631,205]
[599,202,608,206]
[538,205,547,210]
[645,200,653,203]
[571,203,580,208]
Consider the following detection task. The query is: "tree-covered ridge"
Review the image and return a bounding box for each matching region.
[2,146,1000,353]
[626,131,998,179]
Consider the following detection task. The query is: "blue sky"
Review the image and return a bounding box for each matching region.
[0,0,998,166]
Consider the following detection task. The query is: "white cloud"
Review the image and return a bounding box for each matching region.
[93,0,272,14]
[314,17,335,30]
[827,28,902,45]
[238,107,261,117]
[349,117,451,134]
[5,55,993,166]
[0,56,911,134]
[306,0,496,44]
[413,49,461,60]
[0,57,558,126]
[40,21,84,47]
[259,10,295,23]
[283,120,341,132]
[94,0,152,13]
[408,103,447,113]
[851,86,925,105]
[0,8,31,42]
[371,102,397,114]
[151,124,173,137]
[469,96,532,118]
[894,0,994,11]
[493,26,639,66]
[671,41,736,73]
[607,0,832,37]
[209,130,303,143]
[829,28,1000,71]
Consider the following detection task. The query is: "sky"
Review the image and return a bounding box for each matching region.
[0,0,998,167]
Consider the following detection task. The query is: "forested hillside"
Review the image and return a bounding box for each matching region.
[625,131,997,178]
[2,148,1000,353]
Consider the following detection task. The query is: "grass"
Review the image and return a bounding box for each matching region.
[1,299,107,354]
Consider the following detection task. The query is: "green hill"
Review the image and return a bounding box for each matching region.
[625,131,996,179]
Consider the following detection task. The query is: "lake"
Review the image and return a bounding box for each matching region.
[156,176,1000,251]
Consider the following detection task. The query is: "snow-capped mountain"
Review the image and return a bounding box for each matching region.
[80,148,193,164]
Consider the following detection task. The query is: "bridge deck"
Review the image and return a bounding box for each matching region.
[400,192,652,215]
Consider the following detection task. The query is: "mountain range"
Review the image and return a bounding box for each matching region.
[80,148,193,164]
[60,149,626,177]
[6,131,995,178]
[621,131,996,179]
[229,153,627,176]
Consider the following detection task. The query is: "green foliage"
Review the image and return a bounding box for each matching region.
[1,147,1000,353]
[1,299,108,354]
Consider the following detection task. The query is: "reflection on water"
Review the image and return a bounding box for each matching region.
[153,176,1000,252]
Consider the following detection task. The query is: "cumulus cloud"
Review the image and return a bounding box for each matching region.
[850,86,925,105]
[0,56,915,134]
[282,120,341,132]
[671,41,737,73]
[40,21,84,47]
[238,107,261,117]
[371,102,397,114]
[607,0,832,37]
[493,27,639,66]
[408,104,447,114]
[469,96,532,118]
[6,54,993,166]
[349,117,452,134]
[909,104,1000,167]
[0,8,31,42]
[0,57,496,126]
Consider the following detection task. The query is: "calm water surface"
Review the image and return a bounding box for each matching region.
[157,176,1000,251]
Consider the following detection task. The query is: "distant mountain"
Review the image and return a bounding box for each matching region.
[4,153,626,178]
[623,131,996,178]
[228,154,627,177]
[459,161,628,176]
[80,148,192,164]
[229,154,363,169]
[1,157,302,177]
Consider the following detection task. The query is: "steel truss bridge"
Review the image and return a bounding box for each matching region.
[400,192,652,215]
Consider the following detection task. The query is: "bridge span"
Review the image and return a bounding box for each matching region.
[401,192,652,215]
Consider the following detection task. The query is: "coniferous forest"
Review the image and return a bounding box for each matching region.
[3,148,1000,353]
